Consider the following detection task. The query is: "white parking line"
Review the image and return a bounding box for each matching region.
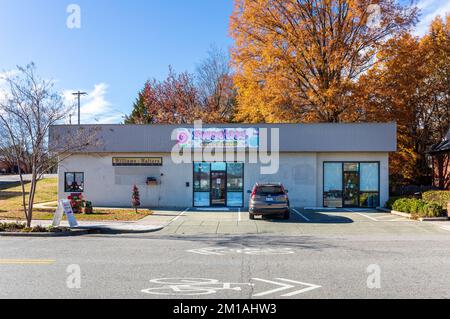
[344,208,379,221]
[167,208,189,225]
[376,215,397,219]
[238,208,241,222]
[356,213,379,221]
[292,208,310,222]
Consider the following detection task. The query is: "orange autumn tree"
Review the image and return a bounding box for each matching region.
[230,0,417,123]
[358,15,450,186]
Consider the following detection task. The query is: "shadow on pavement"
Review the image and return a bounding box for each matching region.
[264,211,354,224]
[90,234,337,251]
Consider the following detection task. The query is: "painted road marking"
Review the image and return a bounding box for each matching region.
[187,247,295,256]
[141,278,253,296]
[0,259,55,265]
[376,215,398,219]
[238,208,241,222]
[141,277,320,297]
[166,208,189,225]
[357,213,379,221]
[252,278,321,297]
[292,208,310,222]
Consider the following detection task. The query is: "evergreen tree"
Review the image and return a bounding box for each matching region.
[124,89,152,124]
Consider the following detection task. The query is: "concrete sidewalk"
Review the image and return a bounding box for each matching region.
[0,208,187,234]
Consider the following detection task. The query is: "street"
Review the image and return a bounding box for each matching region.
[1,208,450,299]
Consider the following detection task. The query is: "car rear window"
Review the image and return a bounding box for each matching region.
[255,186,284,196]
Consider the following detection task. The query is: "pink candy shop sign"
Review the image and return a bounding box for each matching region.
[174,128,259,149]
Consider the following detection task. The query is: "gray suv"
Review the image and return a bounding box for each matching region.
[248,183,290,220]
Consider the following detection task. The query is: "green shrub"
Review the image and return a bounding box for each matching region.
[422,191,450,209]
[391,197,445,218]
[386,196,402,209]
[410,198,426,215]
[392,198,412,213]
[420,203,443,218]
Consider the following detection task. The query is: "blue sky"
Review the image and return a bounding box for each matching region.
[0,0,448,124]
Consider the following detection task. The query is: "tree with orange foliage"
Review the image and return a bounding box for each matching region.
[358,15,450,187]
[230,0,417,123]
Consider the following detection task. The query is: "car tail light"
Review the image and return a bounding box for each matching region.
[251,187,257,199]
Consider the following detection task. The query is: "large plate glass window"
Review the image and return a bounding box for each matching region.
[65,172,84,192]
[226,163,244,207]
[359,163,380,208]
[323,163,343,208]
[194,163,210,206]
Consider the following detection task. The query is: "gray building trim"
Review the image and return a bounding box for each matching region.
[49,123,397,153]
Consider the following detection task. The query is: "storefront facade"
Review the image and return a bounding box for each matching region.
[49,123,396,209]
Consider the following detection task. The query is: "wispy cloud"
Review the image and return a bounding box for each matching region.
[63,83,125,124]
[0,70,19,103]
[414,0,450,36]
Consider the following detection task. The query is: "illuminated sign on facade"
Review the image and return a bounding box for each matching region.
[175,128,259,149]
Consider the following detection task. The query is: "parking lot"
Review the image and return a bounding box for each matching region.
[155,207,450,237]
[1,207,450,299]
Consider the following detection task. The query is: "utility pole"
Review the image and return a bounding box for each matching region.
[72,91,88,125]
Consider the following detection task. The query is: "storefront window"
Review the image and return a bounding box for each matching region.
[211,162,226,171]
[360,163,380,208]
[194,163,210,191]
[226,163,243,192]
[194,163,210,206]
[323,163,343,208]
[323,162,380,208]
[194,192,210,207]
[193,162,244,207]
[226,163,243,207]
[65,172,84,192]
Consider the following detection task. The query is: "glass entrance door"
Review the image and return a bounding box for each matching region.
[211,171,226,206]
[343,171,359,207]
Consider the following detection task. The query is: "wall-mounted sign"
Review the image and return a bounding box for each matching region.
[175,128,259,149]
[112,157,163,167]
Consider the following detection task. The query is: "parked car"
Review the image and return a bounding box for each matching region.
[248,183,290,220]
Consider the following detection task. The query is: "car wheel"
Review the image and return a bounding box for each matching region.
[249,213,255,220]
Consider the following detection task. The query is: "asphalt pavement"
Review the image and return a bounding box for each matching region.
[0,208,449,299]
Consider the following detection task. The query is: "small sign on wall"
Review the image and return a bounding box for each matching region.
[112,157,163,167]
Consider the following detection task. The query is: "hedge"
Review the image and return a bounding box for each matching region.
[422,191,450,209]
[390,198,444,218]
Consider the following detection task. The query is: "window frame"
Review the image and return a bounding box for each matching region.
[323,161,380,208]
[192,162,244,208]
[64,172,85,193]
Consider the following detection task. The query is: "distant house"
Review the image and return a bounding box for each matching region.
[0,155,29,175]
[430,129,450,190]
[0,156,15,174]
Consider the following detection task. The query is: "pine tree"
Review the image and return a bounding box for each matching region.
[131,185,141,213]
[124,88,152,124]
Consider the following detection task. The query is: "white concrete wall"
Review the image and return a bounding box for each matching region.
[58,153,193,207]
[244,153,317,207]
[58,152,389,208]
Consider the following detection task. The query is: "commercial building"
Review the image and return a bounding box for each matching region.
[49,123,396,209]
